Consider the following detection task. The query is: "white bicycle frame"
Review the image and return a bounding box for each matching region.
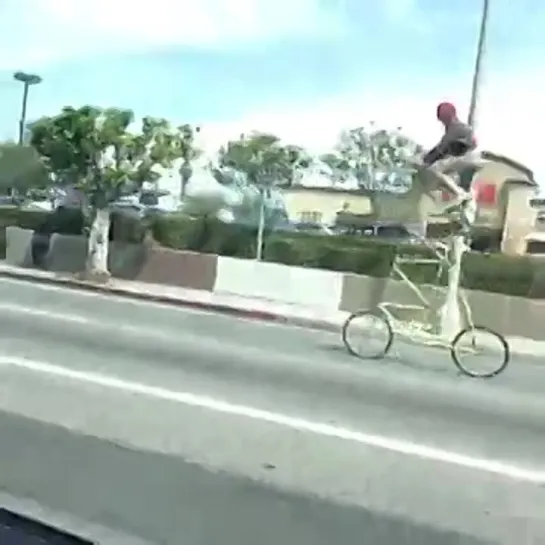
[375,239,476,348]
[375,162,483,349]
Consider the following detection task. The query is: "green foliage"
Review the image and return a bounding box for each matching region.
[319,152,351,177]
[0,208,49,231]
[264,233,396,277]
[33,206,85,236]
[151,214,258,258]
[0,207,541,298]
[327,125,423,188]
[0,143,50,194]
[176,124,202,162]
[28,106,198,207]
[0,108,538,298]
[218,132,309,186]
[151,214,544,298]
[0,208,49,258]
[0,207,145,257]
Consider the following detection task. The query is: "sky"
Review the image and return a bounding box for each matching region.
[0,0,543,183]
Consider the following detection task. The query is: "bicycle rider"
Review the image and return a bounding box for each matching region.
[419,101,478,209]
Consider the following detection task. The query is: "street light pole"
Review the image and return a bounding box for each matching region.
[13,71,42,145]
[467,0,490,128]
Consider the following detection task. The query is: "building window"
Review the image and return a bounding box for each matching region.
[527,240,545,254]
[474,181,497,205]
[442,180,497,206]
[299,210,323,223]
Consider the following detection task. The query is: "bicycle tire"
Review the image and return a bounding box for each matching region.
[342,308,394,360]
[450,325,510,378]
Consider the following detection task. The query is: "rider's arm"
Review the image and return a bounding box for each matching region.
[422,141,444,165]
[422,121,475,165]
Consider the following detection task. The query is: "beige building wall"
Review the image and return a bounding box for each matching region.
[502,185,538,255]
[283,190,372,225]
[472,160,535,229]
[284,151,537,254]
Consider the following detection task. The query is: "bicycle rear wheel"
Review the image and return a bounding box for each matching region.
[450,325,509,378]
[342,308,394,360]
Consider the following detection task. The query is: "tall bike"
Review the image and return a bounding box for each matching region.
[342,162,510,378]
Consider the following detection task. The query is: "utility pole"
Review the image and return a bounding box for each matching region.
[467,0,490,128]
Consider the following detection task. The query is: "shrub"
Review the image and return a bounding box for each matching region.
[3,208,543,299]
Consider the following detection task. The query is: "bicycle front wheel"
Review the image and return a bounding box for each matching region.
[450,325,509,378]
[342,308,394,360]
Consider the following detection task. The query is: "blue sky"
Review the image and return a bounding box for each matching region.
[0,0,543,180]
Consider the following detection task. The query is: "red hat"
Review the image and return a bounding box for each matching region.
[436,102,457,123]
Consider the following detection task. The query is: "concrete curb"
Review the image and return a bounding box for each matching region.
[0,269,341,333]
[1,268,543,357]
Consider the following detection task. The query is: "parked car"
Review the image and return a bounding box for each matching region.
[340,222,421,244]
[276,221,334,236]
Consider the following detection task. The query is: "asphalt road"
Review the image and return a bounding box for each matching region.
[0,277,544,544]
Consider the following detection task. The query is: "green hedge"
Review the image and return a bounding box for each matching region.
[151,214,544,299]
[0,206,146,258]
[1,208,543,298]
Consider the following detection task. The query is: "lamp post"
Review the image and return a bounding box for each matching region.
[467,0,490,128]
[13,71,42,145]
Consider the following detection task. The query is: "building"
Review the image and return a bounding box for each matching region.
[283,150,538,255]
[525,198,545,254]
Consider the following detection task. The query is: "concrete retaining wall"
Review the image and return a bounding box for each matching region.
[215,257,343,309]
[5,228,545,340]
[5,227,34,268]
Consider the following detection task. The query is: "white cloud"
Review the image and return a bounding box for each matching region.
[379,0,474,35]
[196,67,545,185]
[0,0,337,68]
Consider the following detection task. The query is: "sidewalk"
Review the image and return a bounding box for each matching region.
[0,263,347,332]
[0,263,544,358]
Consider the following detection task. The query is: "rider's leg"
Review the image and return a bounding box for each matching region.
[433,157,471,203]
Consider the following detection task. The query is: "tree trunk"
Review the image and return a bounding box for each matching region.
[256,189,266,260]
[86,207,111,279]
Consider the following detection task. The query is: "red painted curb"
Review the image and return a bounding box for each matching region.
[0,269,339,332]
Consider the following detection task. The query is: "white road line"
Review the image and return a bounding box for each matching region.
[0,355,543,485]
[0,303,91,324]
[0,277,259,321]
[0,303,321,364]
[0,276,205,313]
[6,278,183,310]
[0,276,99,298]
[0,278,328,333]
[0,302,184,342]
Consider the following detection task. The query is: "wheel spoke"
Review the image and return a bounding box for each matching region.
[342,309,394,360]
[451,326,509,378]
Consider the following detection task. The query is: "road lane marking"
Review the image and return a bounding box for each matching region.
[0,303,178,341]
[0,278,300,328]
[0,303,91,324]
[0,355,544,484]
[0,277,222,316]
[0,303,333,367]
[0,278,206,310]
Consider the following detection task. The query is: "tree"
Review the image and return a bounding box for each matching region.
[218,132,309,187]
[217,132,308,258]
[29,105,189,278]
[177,124,202,199]
[0,141,50,199]
[334,124,423,192]
[318,152,351,183]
